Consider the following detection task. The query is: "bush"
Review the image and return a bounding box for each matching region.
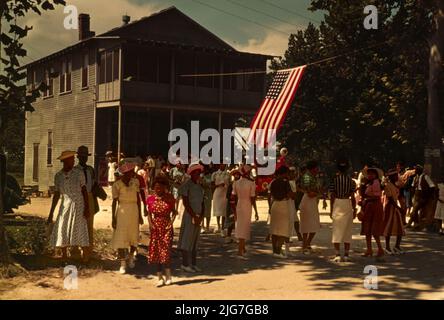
[6,219,48,255]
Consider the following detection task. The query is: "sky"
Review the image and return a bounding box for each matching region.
[15,0,324,65]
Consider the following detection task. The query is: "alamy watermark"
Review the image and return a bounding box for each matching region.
[168,121,277,175]
[363,5,378,30]
[64,265,78,290]
[363,265,378,290]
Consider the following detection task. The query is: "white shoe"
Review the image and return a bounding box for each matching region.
[165,278,173,286]
[343,255,352,262]
[273,253,287,259]
[156,278,165,287]
[383,248,394,255]
[128,256,135,269]
[393,247,405,255]
[181,265,196,273]
[192,265,202,272]
[332,255,342,263]
[119,261,127,274]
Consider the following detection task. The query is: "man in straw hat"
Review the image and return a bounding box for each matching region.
[75,146,105,257]
[47,150,91,262]
[177,162,205,273]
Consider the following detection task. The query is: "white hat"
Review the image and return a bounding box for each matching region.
[187,163,204,175]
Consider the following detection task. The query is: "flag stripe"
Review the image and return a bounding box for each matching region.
[260,68,300,146]
[271,67,305,133]
[249,65,306,149]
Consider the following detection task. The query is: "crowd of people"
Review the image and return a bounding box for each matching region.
[46,146,444,287]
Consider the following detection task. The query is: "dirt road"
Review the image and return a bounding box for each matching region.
[1,196,444,300]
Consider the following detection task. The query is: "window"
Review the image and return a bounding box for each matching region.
[123,47,138,81]
[196,55,216,88]
[33,143,39,182]
[176,52,195,86]
[47,131,53,166]
[99,51,106,84]
[106,51,113,83]
[113,49,120,81]
[99,49,120,84]
[60,58,72,93]
[158,52,171,84]
[139,49,157,83]
[81,53,88,88]
[42,67,53,97]
[66,59,72,92]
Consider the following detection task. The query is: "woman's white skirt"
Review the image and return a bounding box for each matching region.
[331,199,354,244]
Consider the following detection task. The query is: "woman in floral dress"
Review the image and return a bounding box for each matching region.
[147,176,177,287]
[47,150,90,262]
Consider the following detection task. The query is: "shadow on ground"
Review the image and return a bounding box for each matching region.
[8,212,444,299]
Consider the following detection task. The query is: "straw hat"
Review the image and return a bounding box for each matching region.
[187,163,204,175]
[57,150,76,161]
[230,167,241,175]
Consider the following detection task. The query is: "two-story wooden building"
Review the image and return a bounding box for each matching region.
[24,6,271,191]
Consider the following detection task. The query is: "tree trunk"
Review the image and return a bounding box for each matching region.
[425,0,444,181]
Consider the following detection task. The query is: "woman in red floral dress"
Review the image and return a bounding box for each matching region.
[146,176,177,287]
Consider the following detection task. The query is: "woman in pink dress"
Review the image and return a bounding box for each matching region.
[147,176,177,287]
[360,168,385,258]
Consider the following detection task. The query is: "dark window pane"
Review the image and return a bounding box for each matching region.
[123,47,138,81]
[99,52,106,84]
[33,143,39,182]
[66,72,71,91]
[196,55,214,88]
[158,52,171,84]
[113,49,119,81]
[82,53,88,88]
[139,49,157,83]
[106,52,113,83]
[176,52,194,86]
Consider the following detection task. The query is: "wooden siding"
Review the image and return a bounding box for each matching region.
[24,47,97,191]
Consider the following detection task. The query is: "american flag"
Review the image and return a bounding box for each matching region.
[249,66,306,148]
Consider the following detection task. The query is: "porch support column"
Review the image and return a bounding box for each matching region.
[117,105,122,163]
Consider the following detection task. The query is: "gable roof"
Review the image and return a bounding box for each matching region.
[100,6,235,51]
[22,6,272,70]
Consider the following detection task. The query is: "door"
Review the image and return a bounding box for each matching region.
[33,143,39,182]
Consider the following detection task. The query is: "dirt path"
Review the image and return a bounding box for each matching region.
[1,198,444,300]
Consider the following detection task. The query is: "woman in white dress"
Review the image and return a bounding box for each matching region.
[269,166,295,258]
[232,164,256,258]
[434,179,444,235]
[112,162,144,274]
[212,164,230,234]
[47,151,90,262]
[299,161,321,254]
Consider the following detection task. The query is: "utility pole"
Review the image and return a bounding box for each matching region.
[425,0,444,181]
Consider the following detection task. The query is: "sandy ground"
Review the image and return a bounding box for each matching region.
[1,192,444,300]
